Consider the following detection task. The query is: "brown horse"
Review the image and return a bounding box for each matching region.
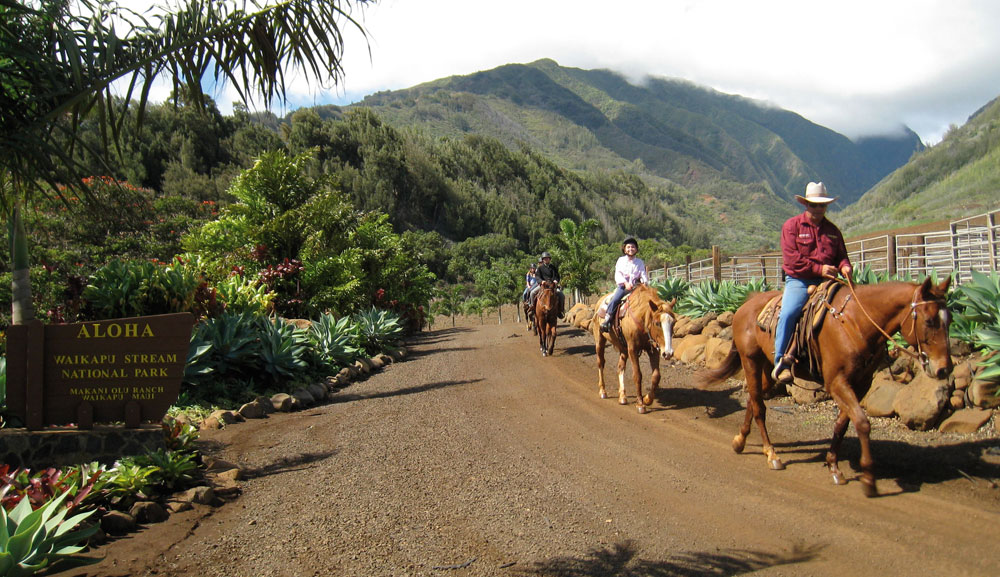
[700,277,952,497]
[523,298,535,333]
[535,281,558,356]
[589,283,677,413]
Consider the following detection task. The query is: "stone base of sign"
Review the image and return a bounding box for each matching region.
[0,425,165,469]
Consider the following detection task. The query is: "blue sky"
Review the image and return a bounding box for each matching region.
[145,0,1000,145]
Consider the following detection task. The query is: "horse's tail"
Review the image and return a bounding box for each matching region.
[696,347,742,389]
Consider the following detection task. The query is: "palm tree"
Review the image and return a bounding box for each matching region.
[1,0,372,324]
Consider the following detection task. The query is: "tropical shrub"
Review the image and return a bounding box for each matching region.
[102,462,158,510]
[213,272,274,316]
[0,465,103,514]
[127,450,199,492]
[81,257,201,319]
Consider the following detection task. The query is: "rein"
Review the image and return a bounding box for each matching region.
[833,276,938,368]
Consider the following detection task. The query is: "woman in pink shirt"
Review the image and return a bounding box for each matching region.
[600,237,648,332]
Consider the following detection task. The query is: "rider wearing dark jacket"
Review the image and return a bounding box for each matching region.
[530,251,565,318]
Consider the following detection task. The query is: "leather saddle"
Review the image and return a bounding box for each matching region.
[756,280,844,378]
[598,292,634,335]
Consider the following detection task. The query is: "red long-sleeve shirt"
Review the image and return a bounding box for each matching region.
[780,212,851,279]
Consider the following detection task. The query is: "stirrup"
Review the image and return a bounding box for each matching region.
[771,354,794,384]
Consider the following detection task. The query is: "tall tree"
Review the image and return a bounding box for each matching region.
[550,217,602,303]
[473,257,520,324]
[0,0,371,324]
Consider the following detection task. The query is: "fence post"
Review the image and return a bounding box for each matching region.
[685,255,692,282]
[991,212,998,273]
[712,246,721,282]
[886,235,897,278]
[759,257,766,281]
[950,222,959,277]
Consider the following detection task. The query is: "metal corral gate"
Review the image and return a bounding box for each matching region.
[654,209,999,286]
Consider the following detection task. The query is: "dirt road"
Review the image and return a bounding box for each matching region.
[63,319,1000,577]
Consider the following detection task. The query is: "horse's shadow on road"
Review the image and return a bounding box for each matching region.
[512,539,824,577]
[653,381,744,419]
[734,433,1000,495]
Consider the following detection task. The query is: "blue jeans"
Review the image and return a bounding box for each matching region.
[604,285,629,323]
[774,277,823,361]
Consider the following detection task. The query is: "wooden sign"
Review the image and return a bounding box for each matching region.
[5,313,195,429]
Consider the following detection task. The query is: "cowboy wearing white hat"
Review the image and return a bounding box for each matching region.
[771,182,852,383]
[795,181,837,206]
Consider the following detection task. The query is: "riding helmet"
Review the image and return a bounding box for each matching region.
[622,236,638,253]
[540,251,551,259]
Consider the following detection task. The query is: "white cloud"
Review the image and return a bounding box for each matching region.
[116,0,1000,144]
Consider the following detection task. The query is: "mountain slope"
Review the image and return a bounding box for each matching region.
[356,59,923,207]
[834,97,1000,235]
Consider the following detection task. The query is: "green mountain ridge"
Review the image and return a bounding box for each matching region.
[347,59,924,250]
[834,96,1000,235]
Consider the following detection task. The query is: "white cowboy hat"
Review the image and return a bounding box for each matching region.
[795,182,837,206]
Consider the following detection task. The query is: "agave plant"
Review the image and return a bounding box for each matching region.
[189,312,262,379]
[0,488,99,576]
[255,317,311,380]
[651,277,689,302]
[950,270,1000,381]
[353,307,404,355]
[310,313,363,370]
[676,279,753,317]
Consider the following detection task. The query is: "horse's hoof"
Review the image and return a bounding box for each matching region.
[637,404,647,415]
[831,471,847,485]
[732,435,746,454]
[618,397,628,406]
[861,481,878,498]
[600,391,608,400]
[768,459,785,471]
[642,394,654,406]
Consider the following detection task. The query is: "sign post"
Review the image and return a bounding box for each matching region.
[6,313,195,429]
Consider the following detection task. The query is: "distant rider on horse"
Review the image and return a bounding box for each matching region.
[600,236,647,332]
[522,262,538,303]
[530,251,565,319]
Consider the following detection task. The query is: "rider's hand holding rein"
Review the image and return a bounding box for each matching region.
[820,264,853,280]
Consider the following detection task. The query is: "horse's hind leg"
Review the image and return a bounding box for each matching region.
[741,358,784,470]
[596,335,609,399]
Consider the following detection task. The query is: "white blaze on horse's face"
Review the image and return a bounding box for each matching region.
[658,309,675,360]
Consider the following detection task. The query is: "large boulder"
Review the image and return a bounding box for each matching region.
[861,375,904,417]
[938,408,992,433]
[703,337,732,369]
[676,334,710,364]
[968,378,1000,409]
[893,373,950,430]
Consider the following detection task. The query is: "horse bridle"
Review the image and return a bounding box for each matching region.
[835,276,944,370]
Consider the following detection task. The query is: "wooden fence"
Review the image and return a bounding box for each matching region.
[653,209,999,287]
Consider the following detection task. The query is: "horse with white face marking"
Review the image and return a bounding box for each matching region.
[589,283,676,414]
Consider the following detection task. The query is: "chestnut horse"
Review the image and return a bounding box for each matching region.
[534,281,558,356]
[700,277,952,497]
[589,283,676,413]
